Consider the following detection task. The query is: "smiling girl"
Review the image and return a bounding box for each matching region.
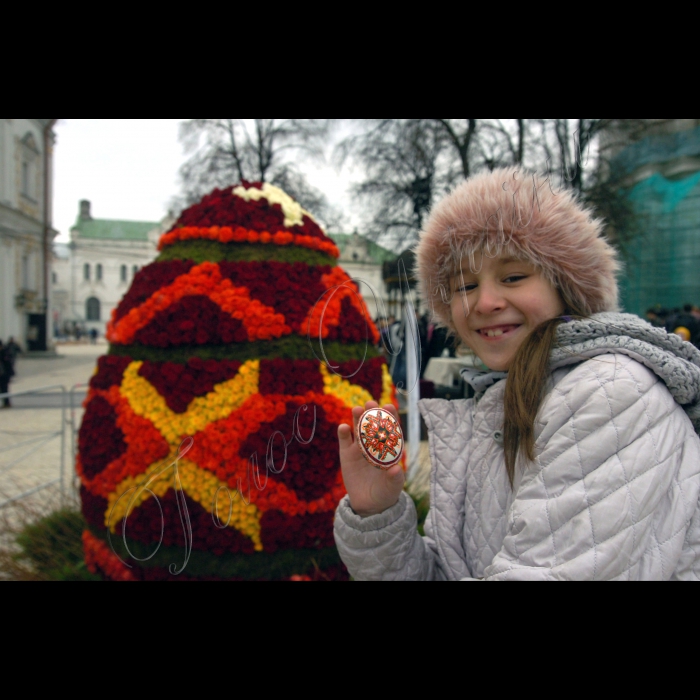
[334,168,700,581]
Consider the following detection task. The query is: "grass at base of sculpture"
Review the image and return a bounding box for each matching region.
[0,495,99,581]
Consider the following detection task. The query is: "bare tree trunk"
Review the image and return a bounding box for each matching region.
[225,119,245,182]
[434,119,477,178]
[516,119,525,165]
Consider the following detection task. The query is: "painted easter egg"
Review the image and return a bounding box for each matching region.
[78,182,399,581]
[356,408,404,470]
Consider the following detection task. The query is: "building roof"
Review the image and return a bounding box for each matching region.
[329,233,396,265]
[72,216,158,242]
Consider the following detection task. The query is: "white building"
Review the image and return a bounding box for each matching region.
[52,200,167,338]
[0,118,58,352]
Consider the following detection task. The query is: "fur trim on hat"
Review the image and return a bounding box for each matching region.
[415,168,621,334]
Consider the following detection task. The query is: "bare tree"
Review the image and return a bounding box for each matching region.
[527,119,607,192]
[174,119,341,227]
[472,119,529,171]
[336,119,449,250]
[337,119,533,249]
[428,119,478,178]
[338,118,646,251]
[526,118,648,248]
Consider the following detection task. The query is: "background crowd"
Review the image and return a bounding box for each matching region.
[646,304,700,347]
[0,338,20,408]
[376,313,456,391]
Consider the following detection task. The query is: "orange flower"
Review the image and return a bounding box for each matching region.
[304,267,380,344]
[157,226,340,259]
[83,530,136,581]
[107,262,291,345]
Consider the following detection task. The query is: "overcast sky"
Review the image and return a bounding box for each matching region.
[53,119,356,242]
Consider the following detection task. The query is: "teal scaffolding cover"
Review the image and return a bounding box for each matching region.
[614,126,700,316]
[619,171,700,315]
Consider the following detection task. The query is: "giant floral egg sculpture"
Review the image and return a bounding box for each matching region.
[79,182,397,581]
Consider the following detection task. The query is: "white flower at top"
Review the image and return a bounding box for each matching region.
[232,183,318,229]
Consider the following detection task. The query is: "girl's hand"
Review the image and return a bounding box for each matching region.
[338,401,405,517]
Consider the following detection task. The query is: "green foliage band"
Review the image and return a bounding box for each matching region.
[157,241,337,267]
[90,527,342,580]
[109,338,381,365]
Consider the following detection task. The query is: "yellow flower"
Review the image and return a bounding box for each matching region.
[320,363,373,408]
[120,360,260,447]
[107,457,263,551]
[380,364,395,406]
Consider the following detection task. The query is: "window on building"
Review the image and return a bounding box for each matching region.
[22,255,30,290]
[96,264,103,282]
[86,297,101,322]
[19,133,40,201]
[133,265,139,277]
[52,272,58,285]
[84,263,91,281]
[120,265,127,283]
[21,159,36,199]
[22,162,30,197]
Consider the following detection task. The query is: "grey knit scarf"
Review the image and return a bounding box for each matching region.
[552,313,700,434]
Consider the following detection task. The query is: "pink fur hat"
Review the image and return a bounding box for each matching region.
[415,167,621,333]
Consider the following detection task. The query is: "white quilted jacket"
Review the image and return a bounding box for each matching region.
[334,314,700,581]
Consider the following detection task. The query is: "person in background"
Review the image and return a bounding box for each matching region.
[645,308,664,327]
[6,337,21,372]
[389,316,406,389]
[90,328,98,345]
[0,341,13,408]
[665,305,700,349]
[378,316,393,354]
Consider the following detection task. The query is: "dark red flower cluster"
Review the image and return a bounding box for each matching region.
[134,296,248,348]
[89,355,132,391]
[111,257,374,348]
[138,358,243,414]
[114,260,195,323]
[78,396,127,479]
[110,566,230,582]
[81,485,109,531]
[117,491,257,556]
[174,185,330,242]
[259,359,323,396]
[239,402,339,502]
[111,492,339,559]
[325,297,374,343]
[335,356,385,400]
[218,261,330,331]
[92,560,348,582]
[260,510,335,552]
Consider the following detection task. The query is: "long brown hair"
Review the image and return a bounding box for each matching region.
[503,296,587,487]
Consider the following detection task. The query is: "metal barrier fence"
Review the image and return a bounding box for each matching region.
[0,384,85,509]
[68,384,88,497]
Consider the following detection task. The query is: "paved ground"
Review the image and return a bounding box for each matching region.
[10,341,106,396]
[0,342,104,508]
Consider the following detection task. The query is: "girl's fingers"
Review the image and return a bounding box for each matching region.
[338,423,353,443]
[383,404,400,422]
